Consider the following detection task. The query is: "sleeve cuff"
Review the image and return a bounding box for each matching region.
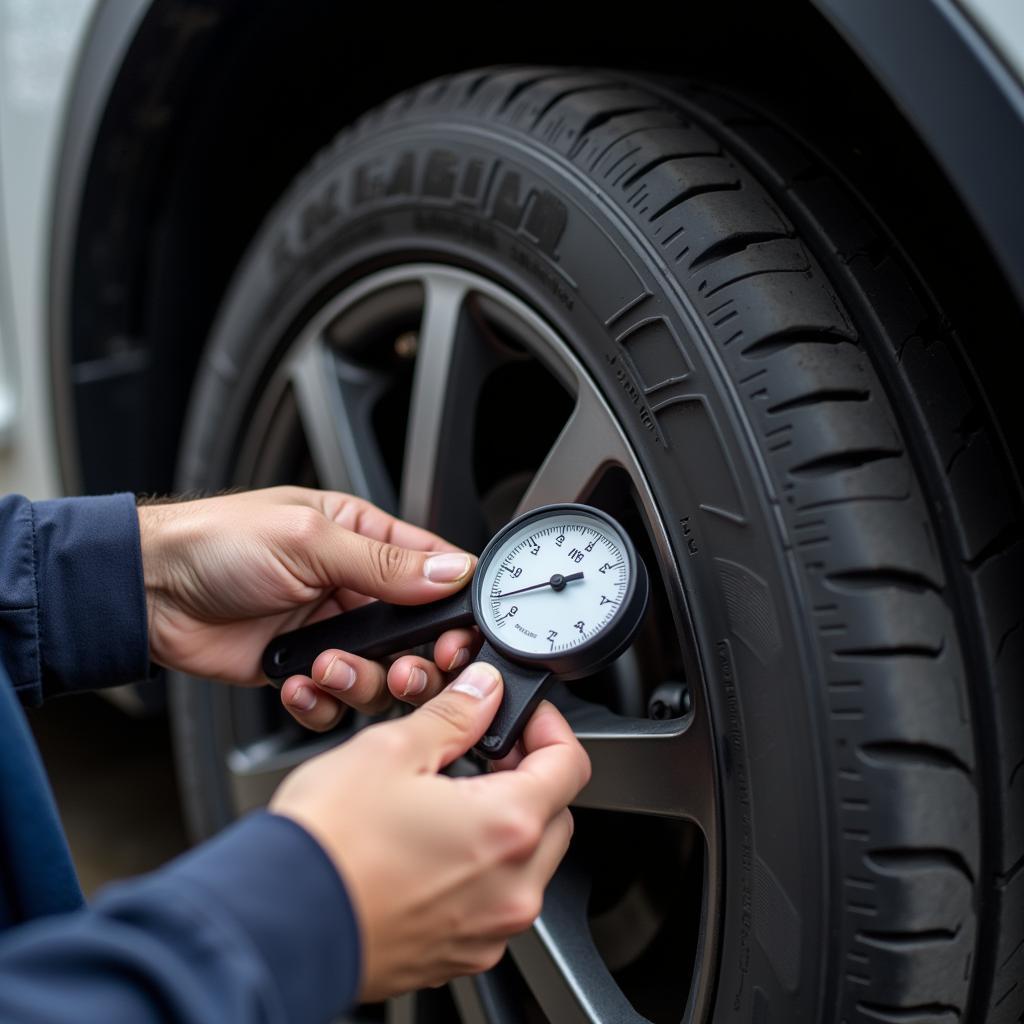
[32,493,150,699]
[157,810,361,1020]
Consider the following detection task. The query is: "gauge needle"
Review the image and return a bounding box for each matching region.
[496,572,584,598]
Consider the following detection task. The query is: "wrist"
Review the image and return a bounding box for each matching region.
[137,502,198,662]
[137,502,179,597]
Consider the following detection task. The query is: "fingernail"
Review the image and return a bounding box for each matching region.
[288,686,317,712]
[447,647,470,672]
[450,662,500,700]
[320,656,356,692]
[403,666,428,697]
[423,553,472,583]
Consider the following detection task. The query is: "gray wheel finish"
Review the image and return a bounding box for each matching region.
[173,265,718,1023]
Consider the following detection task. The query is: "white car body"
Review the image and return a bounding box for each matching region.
[0,0,94,498]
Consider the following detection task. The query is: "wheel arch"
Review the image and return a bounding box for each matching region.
[49,0,1024,496]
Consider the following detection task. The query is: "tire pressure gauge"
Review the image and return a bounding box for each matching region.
[263,504,649,759]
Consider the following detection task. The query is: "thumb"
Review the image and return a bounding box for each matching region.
[315,521,475,603]
[395,662,504,772]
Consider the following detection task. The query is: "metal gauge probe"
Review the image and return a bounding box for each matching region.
[262,504,649,759]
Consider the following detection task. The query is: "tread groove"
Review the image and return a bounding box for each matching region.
[588,122,680,171]
[700,264,808,300]
[766,388,870,415]
[791,448,903,478]
[1008,753,1024,789]
[648,180,741,223]
[498,72,561,112]
[739,330,856,359]
[529,82,621,129]
[866,848,975,885]
[858,740,970,774]
[621,150,723,189]
[825,568,942,595]
[835,643,944,660]
[569,107,664,160]
[964,523,1022,571]
[857,1001,961,1022]
[690,230,793,271]
[998,847,1024,887]
[464,71,493,100]
[858,926,961,949]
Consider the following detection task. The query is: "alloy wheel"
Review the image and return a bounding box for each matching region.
[202,264,721,1022]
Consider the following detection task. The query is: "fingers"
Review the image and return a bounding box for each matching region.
[392,662,504,772]
[385,628,481,706]
[386,655,447,706]
[484,701,591,823]
[280,675,347,732]
[488,741,526,772]
[313,491,465,555]
[311,649,393,713]
[473,809,574,943]
[313,520,476,605]
[432,628,481,675]
[281,648,393,729]
[283,626,484,730]
[526,808,575,886]
[501,809,574,930]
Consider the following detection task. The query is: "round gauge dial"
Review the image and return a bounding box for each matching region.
[472,504,647,674]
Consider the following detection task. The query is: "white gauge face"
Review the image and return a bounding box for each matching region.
[477,512,631,656]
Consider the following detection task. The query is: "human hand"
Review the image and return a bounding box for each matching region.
[269,662,591,1000]
[137,487,477,686]
[279,598,485,730]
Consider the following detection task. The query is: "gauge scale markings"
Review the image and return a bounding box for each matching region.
[481,518,629,654]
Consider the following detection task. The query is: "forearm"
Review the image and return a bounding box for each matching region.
[0,812,360,1023]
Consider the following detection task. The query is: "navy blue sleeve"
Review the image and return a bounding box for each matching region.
[0,493,149,705]
[0,811,361,1023]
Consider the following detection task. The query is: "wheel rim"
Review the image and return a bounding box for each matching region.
[195,264,722,1023]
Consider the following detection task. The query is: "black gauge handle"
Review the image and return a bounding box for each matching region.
[262,589,474,683]
[472,643,553,760]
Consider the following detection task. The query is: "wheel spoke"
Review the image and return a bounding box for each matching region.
[288,336,396,511]
[510,859,647,1024]
[386,993,417,1024]
[450,970,524,1024]
[450,978,489,1024]
[562,696,714,827]
[226,732,343,814]
[399,272,495,550]
[515,385,636,516]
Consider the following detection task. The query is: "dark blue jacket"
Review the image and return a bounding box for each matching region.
[0,494,360,1022]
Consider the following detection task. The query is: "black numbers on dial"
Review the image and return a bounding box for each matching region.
[482,515,632,656]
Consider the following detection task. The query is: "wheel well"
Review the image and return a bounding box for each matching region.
[55,0,1024,495]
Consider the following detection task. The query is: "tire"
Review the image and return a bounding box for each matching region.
[171,67,1024,1023]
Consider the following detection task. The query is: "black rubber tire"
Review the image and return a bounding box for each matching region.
[172,67,1024,1023]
